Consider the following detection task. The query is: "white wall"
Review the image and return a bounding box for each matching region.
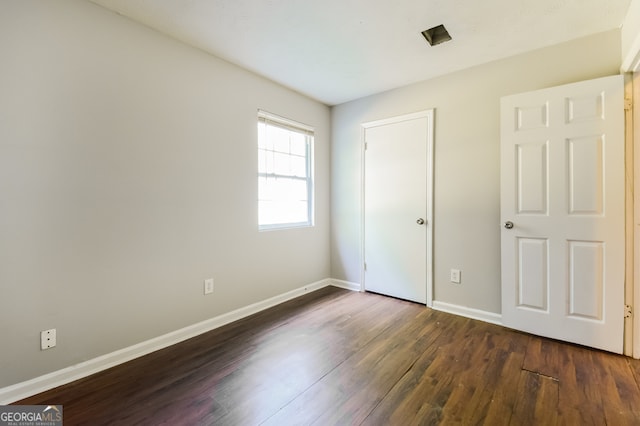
[331,30,622,314]
[622,0,640,71]
[0,0,330,388]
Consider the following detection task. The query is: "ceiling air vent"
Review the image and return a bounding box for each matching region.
[421,24,452,46]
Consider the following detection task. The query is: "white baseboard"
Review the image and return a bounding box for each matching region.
[329,279,361,292]
[432,300,502,326]
[0,278,333,404]
[1,281,502,404]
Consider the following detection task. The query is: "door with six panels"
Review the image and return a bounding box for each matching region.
[500,75,625,353]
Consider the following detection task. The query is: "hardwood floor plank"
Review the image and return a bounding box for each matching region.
[209,295,413,425]
[20,287,371,425]
[522,335,565,380]
[509,370,559,426]
[556,344,608,425]
[482,351,526,425]
[359,314,468,425]
[442,335,529,424]
[443,383,493,426]
[629,357,640,391]
[14,287,640,425]
[263,301,438,425]
[190,290,421,425]
[591,351,640,424]
[363,315,528,425]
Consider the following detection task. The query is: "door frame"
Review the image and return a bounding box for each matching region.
[630,69,640,359]
[622,29,640,358]
[360,109,435,307]
[634,71,640,358]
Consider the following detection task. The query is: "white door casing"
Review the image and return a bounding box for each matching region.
[633,71,640,359]
[362,110,434,305]
[501,75,625,353]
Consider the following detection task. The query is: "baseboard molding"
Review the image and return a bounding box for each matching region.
[0,278,333,404]
[432,300,502,326]
[329,279,361,292]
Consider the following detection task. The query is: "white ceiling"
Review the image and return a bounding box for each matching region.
[88,0,632,106]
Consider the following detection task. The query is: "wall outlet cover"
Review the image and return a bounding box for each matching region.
[41,329,56,350]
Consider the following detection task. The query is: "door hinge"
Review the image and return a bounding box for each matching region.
[624,98,633,111]
[625,304,633,319]
[364,142,368,151]
[364,262,367,271]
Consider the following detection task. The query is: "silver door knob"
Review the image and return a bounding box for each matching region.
[504,221,514,229]
[416,218,425,225]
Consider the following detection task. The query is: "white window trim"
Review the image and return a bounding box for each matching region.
[258,110,314,231]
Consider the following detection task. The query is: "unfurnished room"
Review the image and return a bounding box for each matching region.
[2,0,640,424]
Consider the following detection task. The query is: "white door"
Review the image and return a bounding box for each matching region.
[363,110,434,304]
[500,75,625,353]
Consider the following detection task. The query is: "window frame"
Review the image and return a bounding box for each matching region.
[257,110,314,231]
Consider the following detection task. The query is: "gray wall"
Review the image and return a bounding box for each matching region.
[330,30,622,314]
[0,0,330,387]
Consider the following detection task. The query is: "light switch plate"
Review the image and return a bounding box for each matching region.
[204,278,214,295]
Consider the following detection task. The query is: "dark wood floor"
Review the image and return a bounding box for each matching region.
[17,286,640,425]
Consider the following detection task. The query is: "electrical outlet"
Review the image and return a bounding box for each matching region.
[204,278,214,295]
[450,269,461,284]
[41,329,56,350]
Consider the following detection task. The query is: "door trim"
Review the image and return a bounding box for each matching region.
[633,71,640,359]
[360,109,435,307]
[622,1,640,358]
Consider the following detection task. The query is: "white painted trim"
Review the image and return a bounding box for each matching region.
[621,29,640,73]
[359,123,366,295]
[361,110,434,129]
[360,109,435,307]
[0,279,333,404]
[633,71,640,359]
[330,279,362,292]
[425,110,435,308]
[432,300,502,326]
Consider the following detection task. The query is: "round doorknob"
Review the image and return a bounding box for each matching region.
[416,218,425,225]
[504,221,514,229]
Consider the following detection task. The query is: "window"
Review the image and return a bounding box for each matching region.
[258,111,314,230]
